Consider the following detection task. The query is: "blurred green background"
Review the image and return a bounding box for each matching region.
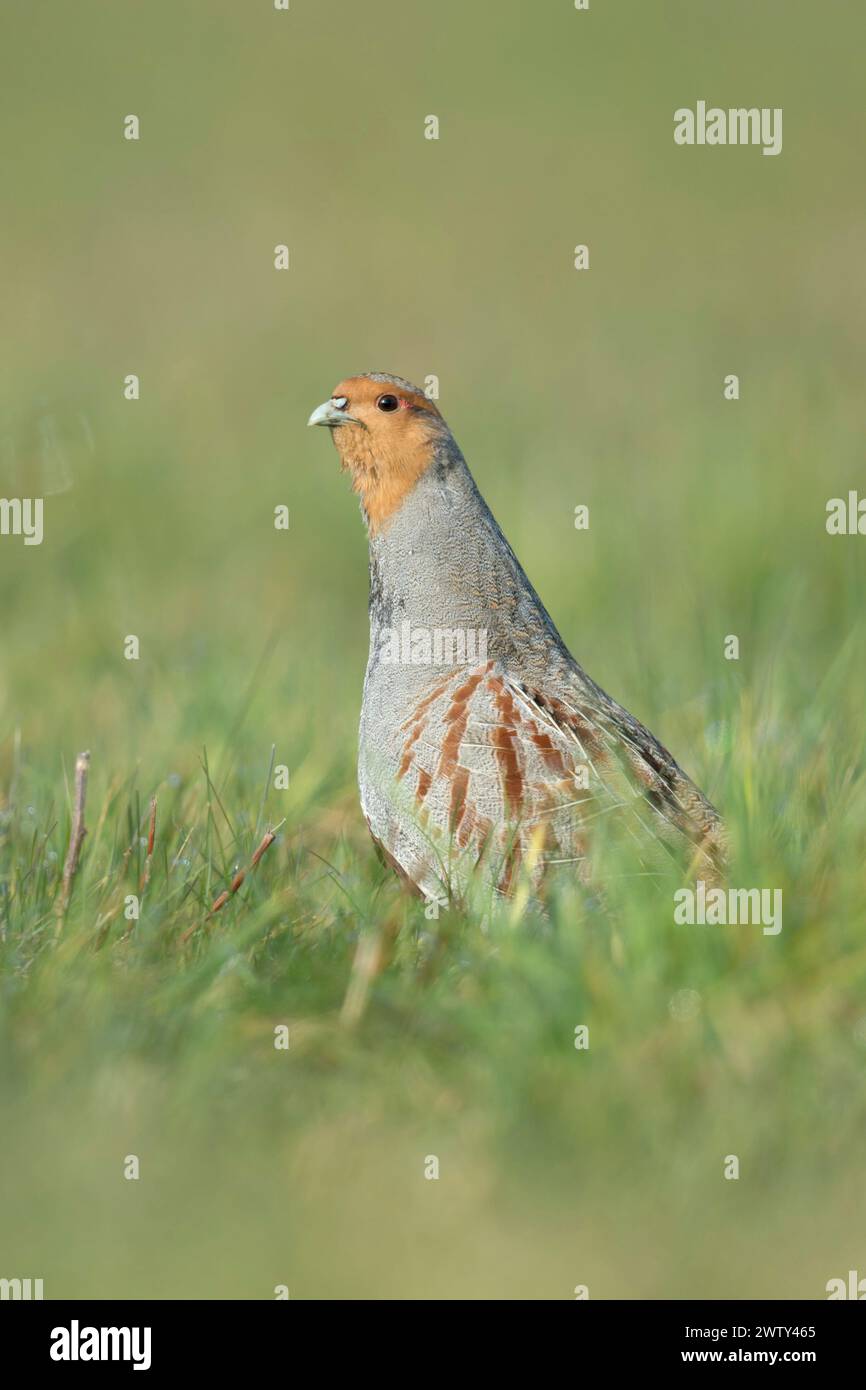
[0,0,864,1298]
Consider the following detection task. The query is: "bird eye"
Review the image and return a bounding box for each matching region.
[376,394,399,413]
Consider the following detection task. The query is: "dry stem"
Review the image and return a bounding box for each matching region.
[56,750,90,925]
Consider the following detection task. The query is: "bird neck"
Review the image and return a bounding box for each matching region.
[364,448,570,677]
[338,419,443,534]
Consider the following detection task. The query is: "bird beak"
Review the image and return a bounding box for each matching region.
[307,398,360,429]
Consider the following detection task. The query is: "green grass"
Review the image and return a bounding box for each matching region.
[1,606,864,1297]
[1,0,865,1298]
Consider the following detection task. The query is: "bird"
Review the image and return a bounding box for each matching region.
[308,372,725,904]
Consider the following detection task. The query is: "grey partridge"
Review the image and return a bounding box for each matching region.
[309,373,725,903]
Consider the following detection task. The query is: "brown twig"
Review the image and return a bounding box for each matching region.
[139,795,157,892]
[181,818,284,942]
[56,750,90,925]
[209,823,282,913]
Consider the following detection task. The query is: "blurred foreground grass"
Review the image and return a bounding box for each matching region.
[1,0,865,1297]
[1,610,864,1298]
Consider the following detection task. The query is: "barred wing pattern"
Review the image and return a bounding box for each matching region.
[390,659,724,897]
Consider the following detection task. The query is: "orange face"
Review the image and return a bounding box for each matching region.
[308,373,446,532]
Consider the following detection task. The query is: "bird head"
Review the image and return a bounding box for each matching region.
[308,372,449,532]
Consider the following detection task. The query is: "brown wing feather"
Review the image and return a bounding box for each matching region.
[392,660,725,895]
